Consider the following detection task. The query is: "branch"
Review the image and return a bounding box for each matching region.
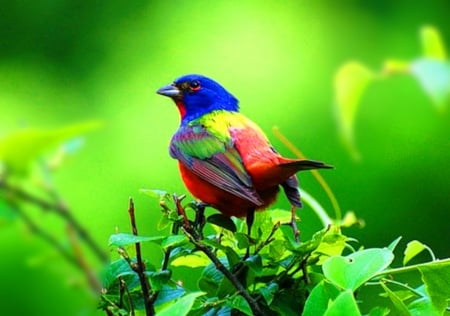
[182,226,263,316]
[0,179,107,263]
[127,198,155,316]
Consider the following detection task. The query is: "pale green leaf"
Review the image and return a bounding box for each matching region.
[303,280,340,316]
[323,248,394,291]
[410,58,450,110]
[420,25,447,60]
[403,240,427,265]
[324,290,361,316]
[171,254,210,268]
[334,61,375,160]
[0,120,101,175]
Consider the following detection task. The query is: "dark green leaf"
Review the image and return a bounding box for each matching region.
[108,233,165,248]
[207,214,237,232]
[323,248,394,291]
[157,292,205,316]
[234,232,250,249]
[227,295,252,316]
[198,258,228,295]
[245,254,263,276]
[154,284,186,306]
[258,282,278,305]
[146,270,171,291]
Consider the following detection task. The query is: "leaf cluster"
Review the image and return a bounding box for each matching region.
[101,192,450,316]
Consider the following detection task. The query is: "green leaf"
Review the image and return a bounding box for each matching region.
[324,290,361,316]
[207,213,237,232]
[161,235,188,250]
[146,270,171,291]
[234,232,250,249]
[227,295,252,316]
[408,296,441,316]
[303,280,340,316]
[403,240,427,265]
[108,233,165,247]
[156,292,205,316]
[410,58,450,110]
[379,282,410,316]
[245,254,263,276]
[0,120,101,175]
[334,61,375,160]
[139,188,170,200]
[418,259,450,314]
[367,307,390,316]
[198,258,228,295]
[312,226,347,264]
[387,236,402,253]
[258,282,278,305]
[420,25,447,60]
[154,284,186,306]
[323,248,394,291]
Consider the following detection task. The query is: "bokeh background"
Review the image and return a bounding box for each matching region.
[1,0,449,315]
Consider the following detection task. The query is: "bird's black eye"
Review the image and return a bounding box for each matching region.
[189,80,201,91]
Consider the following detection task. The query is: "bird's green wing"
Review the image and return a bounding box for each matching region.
[170,118,263,206]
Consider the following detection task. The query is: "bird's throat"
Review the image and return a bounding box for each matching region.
[175,100,187,120]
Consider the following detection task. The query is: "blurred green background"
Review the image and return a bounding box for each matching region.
[1,0,449,315]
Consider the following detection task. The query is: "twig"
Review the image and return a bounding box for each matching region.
[12,202,80,268]
[0,180,107,263]
[127,198,155,316]
[66,224,102,293]
[182,226,263,316]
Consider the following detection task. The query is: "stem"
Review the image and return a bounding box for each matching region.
[127,198,155,316]
[182,227,263,316]
[380,278,425,298]
[373,258,450,278]
[272,127,342,220]
[299,189,333,227]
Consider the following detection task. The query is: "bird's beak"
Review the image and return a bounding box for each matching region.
[156,83,181,98]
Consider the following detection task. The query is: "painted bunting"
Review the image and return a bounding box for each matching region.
[157,74,332,237]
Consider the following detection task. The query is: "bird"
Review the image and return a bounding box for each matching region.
[156,74,332,239]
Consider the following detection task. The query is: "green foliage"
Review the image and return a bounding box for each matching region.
[101,194,450,315]
[335,25,450,159]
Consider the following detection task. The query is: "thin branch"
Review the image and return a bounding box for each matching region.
[128,198,155,316]
[66,224,102,293]
[12,202,80,268]
[0,180,107,263]
[182,226,263,316]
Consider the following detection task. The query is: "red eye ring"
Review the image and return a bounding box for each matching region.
[189,80,201,91]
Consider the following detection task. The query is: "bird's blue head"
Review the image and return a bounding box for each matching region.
[157,74,239,124]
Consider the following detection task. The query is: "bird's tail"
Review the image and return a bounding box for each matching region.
[279,158,333,172]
